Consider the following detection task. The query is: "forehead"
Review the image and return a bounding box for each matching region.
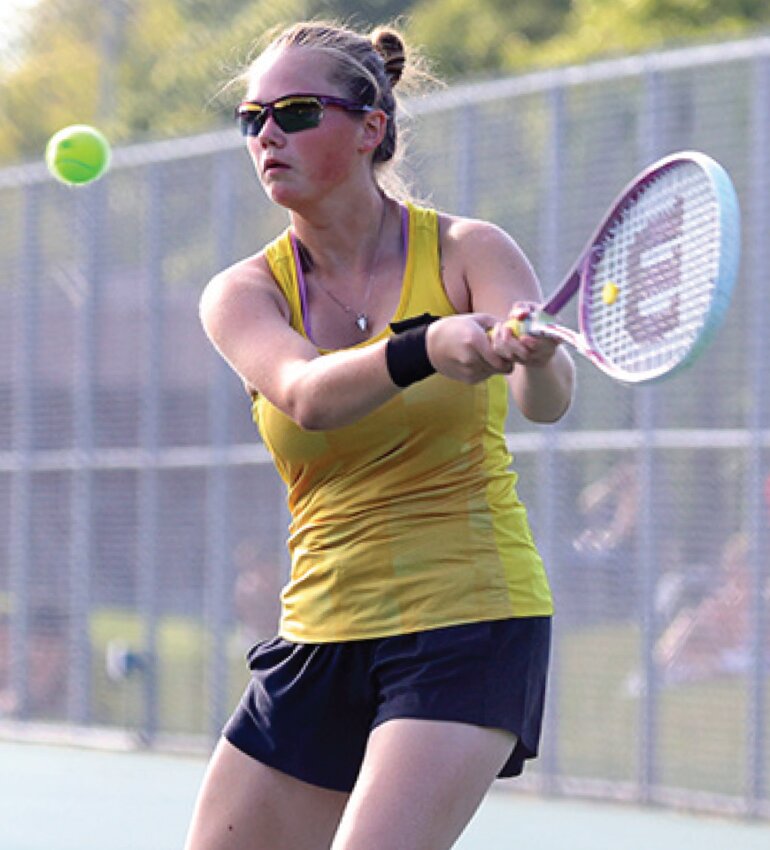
[246,46,340,101]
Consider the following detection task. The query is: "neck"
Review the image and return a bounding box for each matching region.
[290,189,389,277]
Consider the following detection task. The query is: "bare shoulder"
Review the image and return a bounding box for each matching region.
[200,252,289,332]
[439,213,522,254]
[198,250,315,402]
[438,213,536,282]
[437,213,541,312]
[201,252,278,308]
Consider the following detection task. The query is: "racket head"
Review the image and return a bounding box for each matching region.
[575,151,740,384]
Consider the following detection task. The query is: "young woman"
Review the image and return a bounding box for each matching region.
[186,20,575,850]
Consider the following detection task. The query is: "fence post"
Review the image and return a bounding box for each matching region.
[136,162,165,742]
[537,83,567,792]
[635,64,665,803]
[8,183,41,718]
[205,151,237,739]
[746,52,769,816]
[68,184,106,724]
[456,106,477,217]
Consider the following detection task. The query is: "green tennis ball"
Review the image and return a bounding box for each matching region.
[45,125,111,186]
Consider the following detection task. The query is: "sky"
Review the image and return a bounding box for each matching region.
[0,0,38,55]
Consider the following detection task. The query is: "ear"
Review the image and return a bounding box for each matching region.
[357,109,388,155]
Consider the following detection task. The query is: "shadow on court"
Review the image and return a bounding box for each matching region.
[2,740,769,850]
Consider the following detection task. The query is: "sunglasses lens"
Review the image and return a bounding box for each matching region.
[237,106,266,137]
[273,99,324,133]
[236,98,326,136]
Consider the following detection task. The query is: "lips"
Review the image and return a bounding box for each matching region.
[263,158,289,175]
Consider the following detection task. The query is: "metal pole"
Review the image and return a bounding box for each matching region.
[8,183,41,717]
[206,151,236,738]
[538,84,566,791]
[746,53,769,815]
[98,0,128,123]
[635,65,664,802]
[136,162,164,742]
[456,106,477,218]
[68,184,105,724]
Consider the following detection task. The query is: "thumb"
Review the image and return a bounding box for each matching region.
[469,313,500,332]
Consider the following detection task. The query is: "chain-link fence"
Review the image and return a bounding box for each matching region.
[1,36,768,817]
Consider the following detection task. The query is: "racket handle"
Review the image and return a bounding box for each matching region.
[506,317,528,338]
[486,317,531,340]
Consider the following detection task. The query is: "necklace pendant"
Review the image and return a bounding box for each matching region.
[356,314,368,332]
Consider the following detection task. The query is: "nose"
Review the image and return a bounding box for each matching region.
[247,117,284,161]
[255,110,286,147]
[246,104,288,137]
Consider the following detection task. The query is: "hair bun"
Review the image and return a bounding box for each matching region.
[371,27,405,88]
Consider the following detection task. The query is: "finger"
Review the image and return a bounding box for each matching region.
[482,353,514,375]
[476,334,516,373]
[471,313,501,333]
[486,318,524,342]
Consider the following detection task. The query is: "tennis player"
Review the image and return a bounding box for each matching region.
[186,20,575,850]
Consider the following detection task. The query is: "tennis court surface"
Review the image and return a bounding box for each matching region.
[3,739,769,850]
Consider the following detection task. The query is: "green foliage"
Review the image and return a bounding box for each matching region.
[0,0,309,162]
[513,0,770,70]
[407,0,570,79]
[0,0,768,165]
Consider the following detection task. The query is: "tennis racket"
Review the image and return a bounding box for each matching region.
[509,151,740,384]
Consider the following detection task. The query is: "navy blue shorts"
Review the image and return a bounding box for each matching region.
[223,616,551,793]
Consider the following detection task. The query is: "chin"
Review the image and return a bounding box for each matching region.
[265,180,321,212]
[266,186,303,210]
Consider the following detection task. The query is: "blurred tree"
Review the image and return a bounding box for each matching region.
[310,0,413,27]
[510,0,770,70]
[0,0,103,162]
[0,0,309,162]
[1,0,769,165]
[407,0,571,80]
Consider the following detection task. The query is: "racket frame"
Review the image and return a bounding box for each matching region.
[515,151,741,384]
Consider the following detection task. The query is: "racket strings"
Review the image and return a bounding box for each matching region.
[585,163,722,377]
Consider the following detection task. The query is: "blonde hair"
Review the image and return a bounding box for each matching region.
[240,20,438,200]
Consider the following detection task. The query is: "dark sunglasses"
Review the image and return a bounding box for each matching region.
[235,93,375,137]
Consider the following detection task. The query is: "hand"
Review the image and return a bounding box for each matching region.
[488,302,561,368]
[426,314,516,383]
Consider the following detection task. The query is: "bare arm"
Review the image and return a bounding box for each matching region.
[440,217,575,423]
[199,255,514,431]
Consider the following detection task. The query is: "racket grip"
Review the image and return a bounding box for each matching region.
[506,317,527,338]
[486,317,529,340]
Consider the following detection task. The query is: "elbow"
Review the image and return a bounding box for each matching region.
[286,387,336,432]
[537,353,575,423]
[529,398,572,424]
[522,392,573,424]
[543,379,576,424]
[294,408,329,432]
[278,369,329,431]
[286,396,326,432]
[518,366,575,424]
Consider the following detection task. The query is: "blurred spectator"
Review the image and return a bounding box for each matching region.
[569,460,641,621]
[0,603,69,718]
[654,532,768,683]
[573,460,639,558]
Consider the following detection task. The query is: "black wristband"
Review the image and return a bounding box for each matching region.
[386,323,437,388]
[389,312,441,334]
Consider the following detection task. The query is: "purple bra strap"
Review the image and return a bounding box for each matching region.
[289,230,313,342]
[291,204,409,344]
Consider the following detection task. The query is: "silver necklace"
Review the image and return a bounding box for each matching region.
[309,199,388,333]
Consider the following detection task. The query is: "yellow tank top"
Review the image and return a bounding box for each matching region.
[256,202,553,642]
